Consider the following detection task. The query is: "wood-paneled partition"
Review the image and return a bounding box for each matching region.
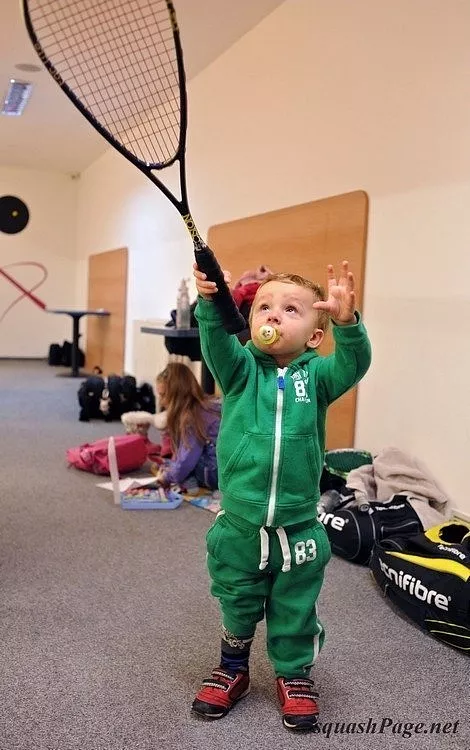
[207,190,368,449]
[86,247,128,374]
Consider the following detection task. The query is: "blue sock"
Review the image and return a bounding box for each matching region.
[219,633,253,674]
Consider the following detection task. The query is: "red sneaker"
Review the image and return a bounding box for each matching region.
[276,677,319,731]
[191,668,250,720]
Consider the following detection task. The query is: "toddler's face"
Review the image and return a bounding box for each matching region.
[250,281,324,366]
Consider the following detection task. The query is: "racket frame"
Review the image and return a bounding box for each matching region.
[22,0,246,333]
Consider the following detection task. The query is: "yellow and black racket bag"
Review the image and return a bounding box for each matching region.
[370,521,470,653]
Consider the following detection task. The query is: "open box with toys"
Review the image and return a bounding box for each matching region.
[107,436,183,510]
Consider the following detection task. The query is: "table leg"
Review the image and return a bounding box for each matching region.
[71,314,82,377]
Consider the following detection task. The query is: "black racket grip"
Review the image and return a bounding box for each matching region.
[194,240,247,334]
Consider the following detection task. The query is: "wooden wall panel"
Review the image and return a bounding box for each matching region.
[207,190,368,449]
[86,247,127,374]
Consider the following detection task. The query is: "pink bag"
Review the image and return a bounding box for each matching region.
[66,434,147,475]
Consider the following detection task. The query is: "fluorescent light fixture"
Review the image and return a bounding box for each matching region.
[1,79,33,116]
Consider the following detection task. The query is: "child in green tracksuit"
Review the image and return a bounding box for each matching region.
[191,261,371,731]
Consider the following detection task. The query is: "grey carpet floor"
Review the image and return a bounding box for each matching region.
[0,360,467,750]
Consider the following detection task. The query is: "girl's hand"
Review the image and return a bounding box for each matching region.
[193,263,232,300]
[312,260,356,325]
[154,468,168,485]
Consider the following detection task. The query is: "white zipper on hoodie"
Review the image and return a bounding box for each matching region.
[266,367,287,526]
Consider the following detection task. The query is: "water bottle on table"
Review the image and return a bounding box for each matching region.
[176,278,191,329]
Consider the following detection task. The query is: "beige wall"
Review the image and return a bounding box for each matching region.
[63,0,470,516]
[0,167,78,356]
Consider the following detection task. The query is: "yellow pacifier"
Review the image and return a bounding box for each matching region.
[258,325,279,345]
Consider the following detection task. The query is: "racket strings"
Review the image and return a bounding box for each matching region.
[28,0,182,166]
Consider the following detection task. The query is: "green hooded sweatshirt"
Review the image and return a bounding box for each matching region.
[195,298,371,528]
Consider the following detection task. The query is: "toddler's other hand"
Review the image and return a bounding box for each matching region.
[313,260,356,325]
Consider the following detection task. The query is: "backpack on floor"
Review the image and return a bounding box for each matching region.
[318,492,423,565]
[48,343,63,366]
[99,374,138,421]
[370,521,470,653]
[66,434,147,475]
[78,375,105,421]
[120,375,139,414]
[61,340,85,368]
[135,382,156,414]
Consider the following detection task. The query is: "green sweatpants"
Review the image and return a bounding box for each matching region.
[206,510,332,678]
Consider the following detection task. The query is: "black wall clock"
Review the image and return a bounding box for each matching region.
[0,195,30,234]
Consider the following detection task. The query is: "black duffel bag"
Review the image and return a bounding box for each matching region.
[318,492,423,565]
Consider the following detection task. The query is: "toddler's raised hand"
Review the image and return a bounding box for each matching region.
[313,261,356,324]
[193,263,232,300]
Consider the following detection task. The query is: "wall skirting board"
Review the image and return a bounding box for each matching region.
[0,356,47,360]
[454,510,470,522]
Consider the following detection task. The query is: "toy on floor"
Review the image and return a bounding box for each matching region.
[120,484,183,510]
[106,435,183,510]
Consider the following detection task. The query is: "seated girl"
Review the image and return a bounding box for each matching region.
[154,362,220,491]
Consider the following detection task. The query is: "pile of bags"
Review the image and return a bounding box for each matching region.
[77,374,155,422]
[318,447,470,655]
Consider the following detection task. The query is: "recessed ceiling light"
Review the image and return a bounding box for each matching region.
[1,80,33,116]
[15,63,42,73]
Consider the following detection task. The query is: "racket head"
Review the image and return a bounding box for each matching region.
[22,0,187,171]
[324,449,373,479]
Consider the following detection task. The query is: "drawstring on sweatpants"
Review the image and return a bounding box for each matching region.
[258,526,292,573]
[276,527,292,572]
[259,527,269,570]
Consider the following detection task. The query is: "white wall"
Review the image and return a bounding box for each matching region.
[75,0,470,516]
[75,152,191,370]
[0,167,78,356]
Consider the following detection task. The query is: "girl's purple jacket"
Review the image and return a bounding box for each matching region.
[164,400,221,490]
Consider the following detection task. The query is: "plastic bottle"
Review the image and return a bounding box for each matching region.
[176,278,191,329]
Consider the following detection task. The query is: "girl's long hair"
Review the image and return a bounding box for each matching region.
[156,363,217,448]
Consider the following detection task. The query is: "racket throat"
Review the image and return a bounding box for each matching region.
[183,213,202,242]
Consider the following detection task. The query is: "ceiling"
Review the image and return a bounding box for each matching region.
[0,0,283,174]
